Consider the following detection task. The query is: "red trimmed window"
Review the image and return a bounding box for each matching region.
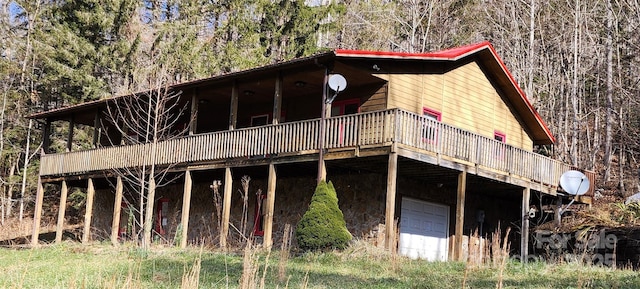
[331,99,360,116]
[155,198,170,236]
[494,131,506,158]
[422,107,441,143]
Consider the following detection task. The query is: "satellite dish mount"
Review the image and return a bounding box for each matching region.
[326,74,347,104]
[558,170,590,215]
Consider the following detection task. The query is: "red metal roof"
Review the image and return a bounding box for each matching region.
[335,41,491,60]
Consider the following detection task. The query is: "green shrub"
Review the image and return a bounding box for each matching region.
[296,181,352,251]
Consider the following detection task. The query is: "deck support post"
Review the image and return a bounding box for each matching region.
[66,116,75,152]
[317,68,329,184]
[521,186,531,262]
[82,178,95,244]
[180,170,193,248]
[110,177,123,245]
[264,163,277,250]
[92,111,101,148]
[220,168,233,248]
[55,180,69,244]
[229,81,239,130]
[43,119,51,153]
[189,90,198,135]
[385,152,398,250]
[273,72,282,125]
[30,177,44,247]
[454,169,467,261]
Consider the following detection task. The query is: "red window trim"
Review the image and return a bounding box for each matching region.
[494,131,506,143]
[331,98,360,116]
[422,107,442,121]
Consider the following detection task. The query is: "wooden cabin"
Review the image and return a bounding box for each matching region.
[29,42,594,261]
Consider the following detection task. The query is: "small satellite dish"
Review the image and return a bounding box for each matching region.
[328,74,347,92]
[559,170,590,196]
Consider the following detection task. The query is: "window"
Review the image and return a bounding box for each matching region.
[331,99,360,116]
[251,114,269,126]
[422,107,441,143]
[494,131,506,158]
[253,191,267,236]
[494,131,506,143]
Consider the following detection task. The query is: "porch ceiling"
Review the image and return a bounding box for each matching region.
[326,156,522,194]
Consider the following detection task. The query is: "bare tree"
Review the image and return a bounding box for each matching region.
[103,62,190,248]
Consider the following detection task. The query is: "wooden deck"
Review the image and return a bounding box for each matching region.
[39,109,593,195]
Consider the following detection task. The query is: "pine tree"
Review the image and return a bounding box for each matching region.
[296,181,352,251]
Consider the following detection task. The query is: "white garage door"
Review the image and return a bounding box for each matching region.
[399,198,449,261]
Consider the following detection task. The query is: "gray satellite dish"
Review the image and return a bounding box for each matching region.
[328,74,347,92]
[559,170,590,196]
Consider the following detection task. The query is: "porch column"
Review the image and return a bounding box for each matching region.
[263,163,277,249]
[92,110,101,148]
[385,152,398,250]
[66,115,75,152]
[454,169,467,261]
[521,186,531,262]
[180,170,193,248]
[30,177,44,247]
[82,178,95,244]
[42,119,51,153]
[220,168,233,248]
[272,72,282,124]
[55,180,68,244]
[189,89,198,135]
[229,81,239,130]
[110,177,123,246]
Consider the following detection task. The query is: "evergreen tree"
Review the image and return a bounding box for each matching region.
[296,181,352,251]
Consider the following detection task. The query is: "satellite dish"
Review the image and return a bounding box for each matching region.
[559,170,590,196]
[328,74,347,92]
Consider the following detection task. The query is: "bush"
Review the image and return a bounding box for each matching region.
[296,181,352,251]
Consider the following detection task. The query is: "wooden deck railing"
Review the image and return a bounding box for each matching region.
[40,109,592,193]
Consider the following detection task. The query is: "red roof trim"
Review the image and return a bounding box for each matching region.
[335,41,491,60]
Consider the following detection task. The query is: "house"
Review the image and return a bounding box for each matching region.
[29,42,594,261]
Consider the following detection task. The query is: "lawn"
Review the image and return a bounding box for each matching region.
[0,242,638,288]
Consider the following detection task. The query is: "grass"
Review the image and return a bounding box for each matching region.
[0,241,639,288]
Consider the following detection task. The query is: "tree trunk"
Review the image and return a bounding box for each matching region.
[603,0,614,182]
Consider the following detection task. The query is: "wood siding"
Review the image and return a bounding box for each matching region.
[385,62,534,151]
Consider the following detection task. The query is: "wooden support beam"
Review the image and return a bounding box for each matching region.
[189,89,199,135]
[263,163,277,250]
[273,72,282,125]
[42,119,51,154]
[82,178,95,244]
[30,177,44,247]
[55,180,68,244]
[110,177,123,246]
[454,169,467,261]
[180,170,193,248]
[66,115,75,152]
[92,110,101,148]
[521,186,531,263]
[385,152,398,250]
[220,168,233,248]
[229,81,239,130]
